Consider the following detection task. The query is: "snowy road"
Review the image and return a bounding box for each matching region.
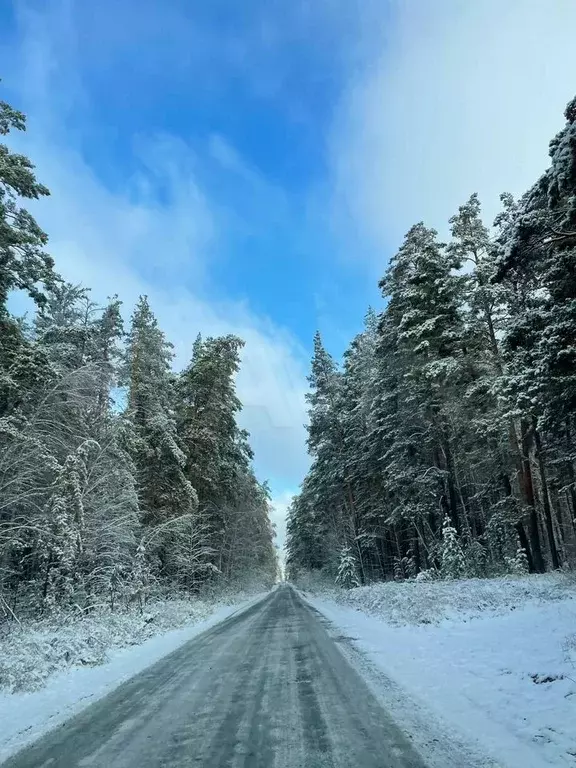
[2,585,428,768]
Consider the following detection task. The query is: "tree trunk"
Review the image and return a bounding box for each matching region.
[533,424,560,569]
[501,469,535,572]
[383,527,396,579]
[441,421,461,534]
[519,419,545,572]
[433,443,460,533]
[564,419,576,518]
[412,525,422,572]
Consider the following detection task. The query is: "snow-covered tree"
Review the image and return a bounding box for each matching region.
[0,93,275,617]
[335,546,360,589]
[0,91,55,316]
[440,518,467,580]
[289,97,576,582]
[122,296,198,585]
[177,334,275,584]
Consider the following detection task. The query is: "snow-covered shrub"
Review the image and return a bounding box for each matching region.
[393,553,417,581]
[414,568,438,582]
[331,572,576,624]
[329,572,574,627]
[505,547,529,576]
[0,587,264,693]
[336,547,360,589]
[393,557,405,582]
[440,518,467,579]
[484,504,520,575]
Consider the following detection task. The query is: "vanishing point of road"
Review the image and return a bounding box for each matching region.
[3,585,428,768]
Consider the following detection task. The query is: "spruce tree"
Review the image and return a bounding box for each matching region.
[123,296,197,584]
[440,518,467,580]
[0,91,57,420]
[336,546,360,589]
[177,334,266,580]
[380,223,466,534]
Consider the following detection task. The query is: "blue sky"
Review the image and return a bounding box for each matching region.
[2,0,576,548]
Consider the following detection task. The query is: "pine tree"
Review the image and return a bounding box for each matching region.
[505,547,529,576]
[39,442,96,611]
[0,90,55,316]
[0,94,276,616]
[380,223,466,533]
[305,332,356,575]
[490,98,576,571]
[286,478,331,577]
[0,91,57,420]
[177,334,245,506]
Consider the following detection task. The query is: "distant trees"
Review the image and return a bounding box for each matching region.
[287,94,576,584]
[0,89,276,620]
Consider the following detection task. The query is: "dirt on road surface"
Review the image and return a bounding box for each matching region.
[2,585,429,768]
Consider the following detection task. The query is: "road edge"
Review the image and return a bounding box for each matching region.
[295,587,502,768]
[0,589,273,765]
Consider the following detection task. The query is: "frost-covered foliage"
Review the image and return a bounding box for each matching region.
[287,93,576,586]
[0,89,277,624]
[0,586,268,694]
[335,547,360,589]
[306,572,575,628]
[440,519,467,580]
[505,548,530,576]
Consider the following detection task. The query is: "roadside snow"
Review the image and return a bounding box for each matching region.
[305,575,576,768]
[0,591,267,762]
[0,590,270,694]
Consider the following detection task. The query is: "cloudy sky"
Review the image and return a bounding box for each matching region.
[1,0,575,552]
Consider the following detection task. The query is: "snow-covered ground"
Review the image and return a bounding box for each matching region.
[0,590,267,762]
[305,574,576,768]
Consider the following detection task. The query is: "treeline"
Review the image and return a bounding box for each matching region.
[287,95,576,586]
[0,93,276,618]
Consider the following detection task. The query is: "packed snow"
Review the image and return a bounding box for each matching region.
[0,590,267,762]
[303,574,576,768]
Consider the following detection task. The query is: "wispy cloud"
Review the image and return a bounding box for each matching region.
[8,0,568,505]
[332,0,576,261]
[2,0,311,492]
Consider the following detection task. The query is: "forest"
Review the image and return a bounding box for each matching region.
[0,92,277,621]
[287,94,576,587]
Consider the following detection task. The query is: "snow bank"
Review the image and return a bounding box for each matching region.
[0,590,267,762]
[0,588,265,694]
[306,574,576,768]
[319,572,575,626]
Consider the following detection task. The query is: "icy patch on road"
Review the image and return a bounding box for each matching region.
[0,591,267,763]
[305,574,576,768]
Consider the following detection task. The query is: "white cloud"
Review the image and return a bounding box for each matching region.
[20,134,310,488]
[2,2,311,493]
[332,0,576,258]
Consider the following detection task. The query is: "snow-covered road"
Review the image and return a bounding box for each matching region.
[2,585,431,768]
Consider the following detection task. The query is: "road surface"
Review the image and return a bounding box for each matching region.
[2,585,428,768]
